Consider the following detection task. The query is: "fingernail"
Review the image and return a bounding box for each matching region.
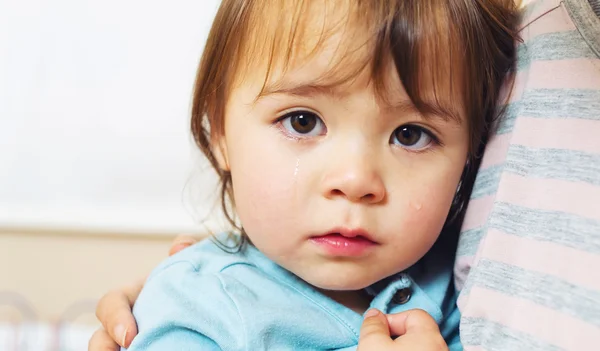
[123,326,130,346]
[114,324,127,346]
[364,309,380,318]
[386,314,394,324]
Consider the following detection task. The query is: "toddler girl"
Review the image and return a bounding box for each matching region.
[125,0,518,350]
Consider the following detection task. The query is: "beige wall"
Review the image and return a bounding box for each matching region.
[0,230,176,326]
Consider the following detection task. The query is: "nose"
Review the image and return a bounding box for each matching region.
[321,150,386,204]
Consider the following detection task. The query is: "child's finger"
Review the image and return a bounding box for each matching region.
[386,309,441,337]
[357,309,393,350]
[168,235,198,256]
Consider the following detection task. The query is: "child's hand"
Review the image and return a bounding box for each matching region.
[357,309,448,351]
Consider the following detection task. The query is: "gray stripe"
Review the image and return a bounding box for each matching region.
[471,164,503,199]
[461,317,564,351]
[466,259,600,327]
[516,89,600,120]
[505,145,600,186]
[489,202,600,254]
[495,89,600,135]
[516,30,598,71]
[457,227,486,257]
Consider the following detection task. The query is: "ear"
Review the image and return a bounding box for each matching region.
[211,135,230,171]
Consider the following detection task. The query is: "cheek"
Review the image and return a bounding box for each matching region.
[417,161,464,223]
[386,159,464,254]
[414,162,462,214]
[226,133,301,239]
[405,182,454,233]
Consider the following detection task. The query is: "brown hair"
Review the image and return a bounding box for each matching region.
[190,0,520,248]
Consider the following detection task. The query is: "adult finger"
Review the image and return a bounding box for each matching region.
[88,328,120,351]
[357,309,393,350]
[95,282,143,348]
[168,234,198,256]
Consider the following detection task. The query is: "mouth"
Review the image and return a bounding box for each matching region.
[309,228,379,257]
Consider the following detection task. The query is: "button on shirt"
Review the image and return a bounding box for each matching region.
[125,233,461,351]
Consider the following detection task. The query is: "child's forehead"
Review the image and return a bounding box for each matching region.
[254,56,401,105]
[228,0,466,124]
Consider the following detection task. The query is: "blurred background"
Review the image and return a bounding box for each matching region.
[0,0,223,349]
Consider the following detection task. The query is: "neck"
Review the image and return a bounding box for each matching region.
[318,288,372,314]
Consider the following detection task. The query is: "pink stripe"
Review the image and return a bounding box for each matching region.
[528,59,600,89]
[461,195,494,231]
[511,117,600,154]
[521,0,560,25]
[480,229,600,291]
[457,290,468,311]
[462,287,600,350]
[521,0,562,23]
[480,133,512,169]
[519,1,574,40]
[463,347,486,351]
[496,174,600,221]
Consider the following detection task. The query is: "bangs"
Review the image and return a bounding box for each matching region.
[392,1,468,123]
[230,0,398,106]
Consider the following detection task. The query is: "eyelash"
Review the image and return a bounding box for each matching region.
[273,109,443,151]
[392,125,443,152]
[273,110,326,141]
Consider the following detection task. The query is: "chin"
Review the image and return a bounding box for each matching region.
[303,272,380,291]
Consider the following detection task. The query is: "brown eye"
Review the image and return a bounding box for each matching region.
[281,111,326,136]
[391,125,433,150]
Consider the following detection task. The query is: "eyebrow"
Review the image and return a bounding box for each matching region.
[259,82,341,99]
[258,82,463,125]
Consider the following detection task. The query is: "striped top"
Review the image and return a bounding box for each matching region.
[455,0,600,349]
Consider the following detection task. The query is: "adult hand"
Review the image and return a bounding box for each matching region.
[357,308,448,351]
[88,235,198,350]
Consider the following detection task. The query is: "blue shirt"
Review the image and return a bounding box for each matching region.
[125,233,461,350]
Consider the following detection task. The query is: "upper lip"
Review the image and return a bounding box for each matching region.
[316,227,378,243]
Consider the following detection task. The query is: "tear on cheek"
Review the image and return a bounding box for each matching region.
[409,200,423,212]
[408,197,453,236]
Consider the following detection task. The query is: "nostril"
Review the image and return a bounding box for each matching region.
[361,193,375,201]
[331,189,344,197]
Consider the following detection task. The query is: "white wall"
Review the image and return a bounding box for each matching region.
[0,0,225,234]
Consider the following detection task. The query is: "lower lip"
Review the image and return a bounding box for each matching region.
[310,234,376,257]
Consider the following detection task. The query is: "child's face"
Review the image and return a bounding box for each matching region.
[213,34,469,292]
